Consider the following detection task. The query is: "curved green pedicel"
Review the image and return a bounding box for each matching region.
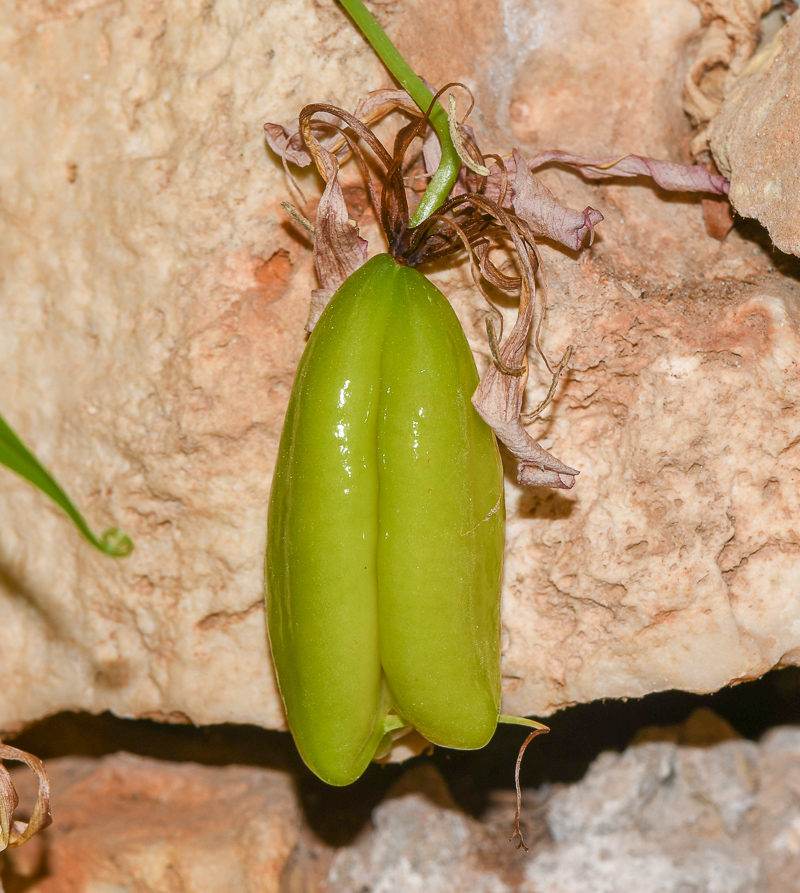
[336,0,461,227]
[265,255,505,785]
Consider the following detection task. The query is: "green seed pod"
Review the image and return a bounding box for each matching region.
[265,253,505,785]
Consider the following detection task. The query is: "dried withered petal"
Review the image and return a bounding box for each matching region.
[352,88,423,124]
[702,194,736,240]
[684,0,771,151]
[264,107,353,166]
[526,149,730,194]
[0,766,19,850]
[263,123,314,167]
[512,149,604,251]
[0,743,51,853]
[266,90,425,171]
[306,143,368,332]
[471,242,578,490]
[473,358,579,490]
[267,88,585,486]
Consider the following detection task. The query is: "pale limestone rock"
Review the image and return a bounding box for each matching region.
[499,272,800,717]
[327,764,514,893]
[0,0,799,739]
[708,12,800,256]
[0,0,389,731]
[327,728,800,893]
[522,728,800,892]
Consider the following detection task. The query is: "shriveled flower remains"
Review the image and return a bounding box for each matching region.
[265,85,728,489]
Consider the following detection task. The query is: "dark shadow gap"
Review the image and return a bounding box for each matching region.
[5,666,800,846]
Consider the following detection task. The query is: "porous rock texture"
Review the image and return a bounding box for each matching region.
[708,10,800,256]
[329,728,800,893]
[5,724,800,891]
[1,0,799,733]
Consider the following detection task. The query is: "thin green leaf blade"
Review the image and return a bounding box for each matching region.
[0,410,133,558]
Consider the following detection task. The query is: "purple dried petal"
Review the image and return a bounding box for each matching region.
[308,144,368,331]
[527,150,730,194]
[512,150,604,251]
[264,123,314,167]
[518,465,577,489]
[264,108,353,167]
[472,281,578,490]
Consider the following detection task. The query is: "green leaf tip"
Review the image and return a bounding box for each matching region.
[0,408,134,559]
[98,527,134,558]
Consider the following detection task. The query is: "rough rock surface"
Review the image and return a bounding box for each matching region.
[1,0,799,734]
[13,726,797,892]
[330,726,800,893]
[708,11,800,256]
[521,726,800,893]
[3,753,300,893]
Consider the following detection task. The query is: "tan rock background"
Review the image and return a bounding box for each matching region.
[1,0,799,735]
[708,8,800,255]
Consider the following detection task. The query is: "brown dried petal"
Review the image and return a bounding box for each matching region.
[306,287,336,332]
[527,150,730,194]
[422,126,442,178]
[267,90,426,171]
[702,194,736,240]
[684,0,771,152]
[472,281,578,489]
[0,744,51,852]
[512,150,604,250]
[265,107,352,166]
[307,144,368,331]
[263,123,314,167]
[353,88,423,125]
[483,155,516,208]
[0,766,19,850]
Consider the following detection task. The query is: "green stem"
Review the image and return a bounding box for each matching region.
[336,0,460,227]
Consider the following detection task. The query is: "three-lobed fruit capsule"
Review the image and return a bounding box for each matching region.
[265,253,505,785]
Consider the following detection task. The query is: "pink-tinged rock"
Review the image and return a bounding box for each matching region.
[708,12,800,256]
[4,754,299,893]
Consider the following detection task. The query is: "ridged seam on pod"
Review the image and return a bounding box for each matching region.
[266,253,505,786]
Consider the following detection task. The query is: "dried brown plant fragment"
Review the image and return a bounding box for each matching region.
[265,83,733,489]
[0,743,51,892]
[684,0,773,154]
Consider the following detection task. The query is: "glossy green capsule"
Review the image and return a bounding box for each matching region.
[265,253,505,785]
